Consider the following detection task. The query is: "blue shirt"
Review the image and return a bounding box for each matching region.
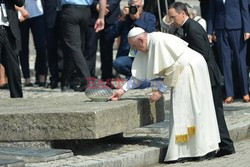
[61,0,93,5]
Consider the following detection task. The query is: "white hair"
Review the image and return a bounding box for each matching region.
[128,0,144,5]
[128,27,145,38]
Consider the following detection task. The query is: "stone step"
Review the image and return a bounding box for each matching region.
[125,101,250,139]
[23,112,250,167]
[0,147,73,163]
[0,159,24,167]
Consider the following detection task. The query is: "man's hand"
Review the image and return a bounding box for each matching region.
[94,0,106,32]
[94,18,105,32]
[207,34,213,43]
[15,6,29,22]
[109,89,125,101]
[244,32,250,41]
[149,90,163,102]
[119,5,129,21]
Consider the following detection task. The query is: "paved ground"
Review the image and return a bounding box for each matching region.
[150,137,250,167]
[1,1,250,166]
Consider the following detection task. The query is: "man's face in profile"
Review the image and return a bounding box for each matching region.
[168,8,185,28]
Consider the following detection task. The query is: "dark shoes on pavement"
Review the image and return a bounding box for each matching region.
[73,83,86,92]
[215,149,235,157]
[24,83,33,87]
[0,83,8,89]
[61,82,86,92]
[164,157,192,164]
[46,80,58,89]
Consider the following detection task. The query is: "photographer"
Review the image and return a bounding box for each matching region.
[106,0,156,83]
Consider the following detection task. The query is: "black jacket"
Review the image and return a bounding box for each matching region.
[5,0,24,48]
[181,18,222,86]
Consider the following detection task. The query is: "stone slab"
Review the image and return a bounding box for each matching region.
[0,89,164,141]
[0,159,24,167]
[0,147,73,163]
[24,108,250,167]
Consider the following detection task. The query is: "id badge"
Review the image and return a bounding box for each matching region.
[1,3,7,18]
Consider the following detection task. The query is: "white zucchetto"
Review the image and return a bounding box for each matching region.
[127,27,145,38]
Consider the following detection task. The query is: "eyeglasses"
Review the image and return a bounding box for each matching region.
[169,15,177,21]
[169,13,180,21]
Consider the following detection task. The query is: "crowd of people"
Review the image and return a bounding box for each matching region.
[2,0,249,102]
[0,0,250,164]
[0,0,107,97]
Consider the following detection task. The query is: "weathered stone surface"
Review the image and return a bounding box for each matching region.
[0,159,24,167]
[0,147,73,163]
[0,89,164,141]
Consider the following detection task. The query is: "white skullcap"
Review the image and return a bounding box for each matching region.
[127,27,145,38]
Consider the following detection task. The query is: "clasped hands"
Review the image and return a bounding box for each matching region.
[109,88,163,102]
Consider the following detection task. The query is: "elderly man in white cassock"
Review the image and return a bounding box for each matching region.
[110,27,220,163]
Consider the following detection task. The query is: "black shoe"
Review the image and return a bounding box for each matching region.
[34,80,39,85]
[61,85,72,92]
[0,83,8,89]
[47,80,58,89]
[74,84,86,92]
[39,82,46,87]
[61,82,72,92]
[164,158,191,164]
[215,149,235,157]
[205,150,216,159]
[191,151,216,161]
[24,83,33,87]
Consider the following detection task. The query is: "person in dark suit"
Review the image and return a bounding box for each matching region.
[43,0,63,89]
[168,2,235,158]
[207,0,250,103]
[247,0,250,90]
[60,0,106,92]
[84,0,121,80]
[0,0,24,98]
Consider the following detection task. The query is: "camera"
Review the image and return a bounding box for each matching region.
[129,4,138,15]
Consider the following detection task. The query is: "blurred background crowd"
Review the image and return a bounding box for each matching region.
[0,0,250,103]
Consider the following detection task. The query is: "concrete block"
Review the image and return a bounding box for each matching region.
[0,90,164,141]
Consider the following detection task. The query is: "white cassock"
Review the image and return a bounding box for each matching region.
[131,32,220,161]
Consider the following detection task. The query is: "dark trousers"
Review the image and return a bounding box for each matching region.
[113,56,134,78]
[216,29,248,97]
[84,25,114,80]
[19,15,47,79]
[99,27,114,80]
[61,5,91,85]
[84,27,98,77]
[212,84,234,152]
[0,27,23,98]
[46,11,62,82]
